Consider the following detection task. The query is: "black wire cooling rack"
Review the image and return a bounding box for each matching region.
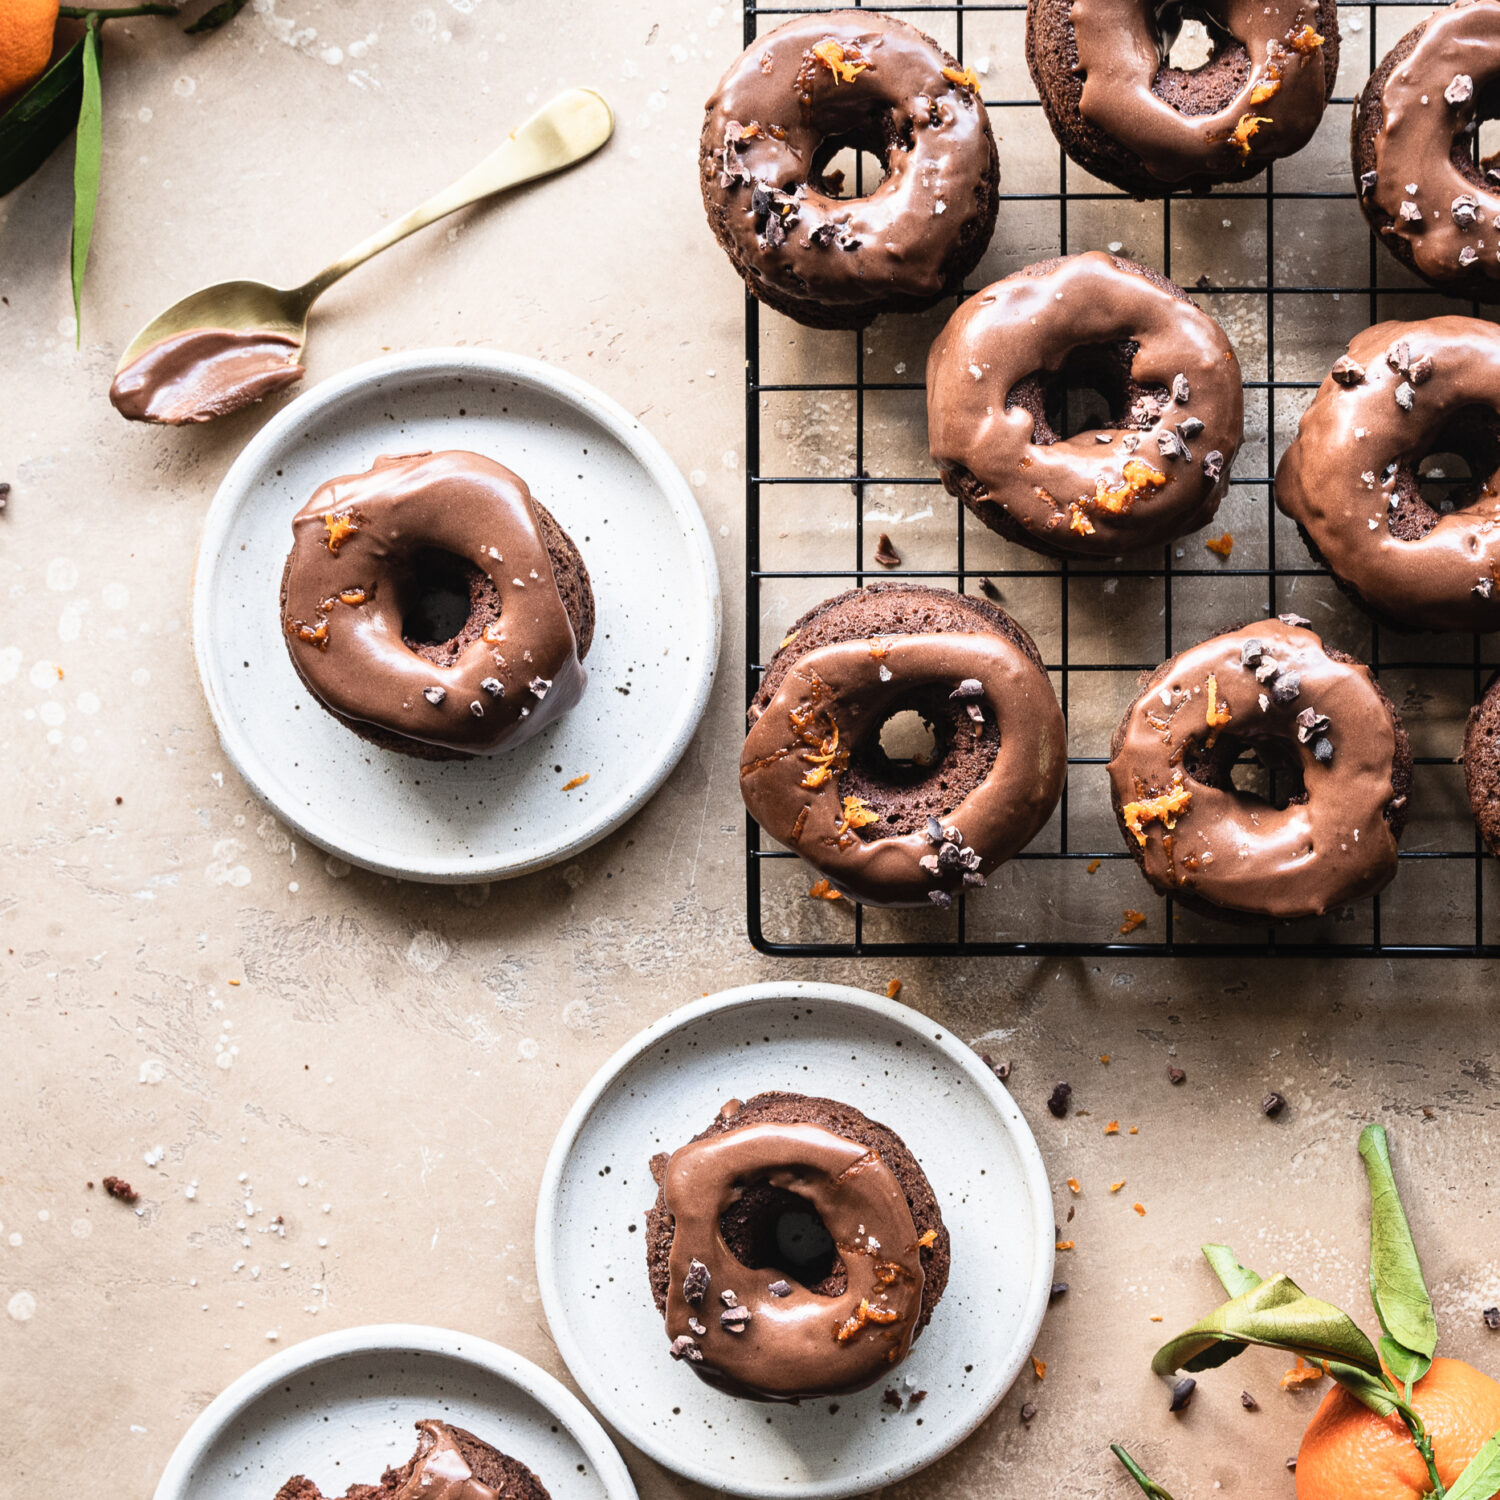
[742,0,1500,958]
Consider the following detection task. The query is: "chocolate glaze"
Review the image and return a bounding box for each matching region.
[1276,318,1500,633]
[1359,0,1500,297]
[927,253,1243,557]
[662,1118,925,1401]
[1068,0,1333,185]
[1107,618,1405,920]
[281,450,586,755]
[700,11,997,324]
[109,327,304,424]
[741,627,1066,906]
[393,1423,498,1500]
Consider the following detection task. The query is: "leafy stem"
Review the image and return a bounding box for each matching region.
[1110,1445,1176,1500]
[1387,1382,1446,1500]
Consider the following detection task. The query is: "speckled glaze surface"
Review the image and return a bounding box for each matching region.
[535,982,1054,1500]
[192,350,720,882]
[151,1324,636,1500]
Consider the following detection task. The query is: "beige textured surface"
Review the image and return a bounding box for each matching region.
[4,3,1500,1498]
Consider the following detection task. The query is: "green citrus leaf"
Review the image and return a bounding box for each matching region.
[1110,1445,1176,1500]
[70,18,104,338]
[1359,1125,1437,1379]
[184,0,252,34]
[1203,1244,1263,1298]
[1152,1273,1383,1380]
[0,35,87,198]
[1328,1360,1405,1419]
[1444,1429,1500,1500]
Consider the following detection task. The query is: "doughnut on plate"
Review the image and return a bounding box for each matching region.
[193,350,720,881]
[535,981,1054,1498]
[151,1323,636,1500]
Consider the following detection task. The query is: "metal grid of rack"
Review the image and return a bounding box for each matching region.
[743,0,1500,957]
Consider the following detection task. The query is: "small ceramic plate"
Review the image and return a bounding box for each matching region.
[535,982,1054,1499]
[152,1324,636,1500]
[192,350,720,882]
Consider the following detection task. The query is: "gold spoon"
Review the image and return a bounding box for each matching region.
[111,88,614,422]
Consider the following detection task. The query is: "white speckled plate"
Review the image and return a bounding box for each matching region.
[192,350,720,882]
[535,982,1054,1500]
[151,1324,637,1500]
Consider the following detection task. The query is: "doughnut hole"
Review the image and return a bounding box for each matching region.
[1150,2,1251,116]
[400,549,501,667]
[1005,341,1169,443]
[1184,732,1308,813]
[839,684,1004,839]
[1387,406,1500,540]
[719,1182,846,1296]
[811,136,890,199]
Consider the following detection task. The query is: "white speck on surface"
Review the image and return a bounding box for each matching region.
[71,1219,91,1238]
[518,1037,539,1060]
[405,930,450,972]
[7,1291,35,1322]
[139,1058,166,1084]
[137,106,153,123]
[173,76,196,98]
[206,839,251,887]
[46,558,78,592]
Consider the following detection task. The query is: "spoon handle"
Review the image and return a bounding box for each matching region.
[293,87,613,307]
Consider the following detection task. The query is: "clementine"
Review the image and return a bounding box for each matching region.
[1296,1358,1500,1500]
[0,0,60,104]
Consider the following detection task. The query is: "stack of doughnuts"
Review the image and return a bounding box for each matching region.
[697,4,1500,922]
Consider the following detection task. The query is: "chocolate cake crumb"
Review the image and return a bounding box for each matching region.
[874,533,902,568]
[102,1175,137,1203]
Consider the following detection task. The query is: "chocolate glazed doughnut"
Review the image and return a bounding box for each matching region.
[644,1092,949,1401]
[699,11,999,329]
[1463,671,1500,856]
[741,585,1066,907]
[1275,318,1500,633]
[927,253,1244,558]
[1354,0,1500,300]
[1107,618,1410,921]
[280,450,592,759]
[1026,0,1338,195]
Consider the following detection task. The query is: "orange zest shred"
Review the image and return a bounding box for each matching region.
[867,637,890,659]
[1100,1054,1111,1065]
[1067,1177,1081,1194]
[1094,457,1168,516]
[1120,910,1147,935]
[739,121,763,139]
[812,38,869,83]
[1105,1120,1120,1135]
[1133,1202,1147,1217]
[779,629,800,649]
[323,510,358,553]
[835,1297,900,1341]
[1286,23,1325,52]
[838,794,880,833]
[1230,112,1273,159]
[808,879,843,901]
[1068,503,1097,536]
[1121,773,1193,846]
[337,586,372,606]
[887,978,903,999]
[1110,1180,1126,1193]
[1130,1126,1139,1135]
[286,617,329,649]
[1087,858,1101,874]
[800,721,846,790]
[1249,76,1282,106]
[561,774,590,791]
[917,1227,937,1249]
[1205,672,1233,747]
[941,63,980,92]
[1032,1357,1047,1381]
[1056,1239,1075,1250]
[1205,532,1234,558]
[1281,1357,1327,1389]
